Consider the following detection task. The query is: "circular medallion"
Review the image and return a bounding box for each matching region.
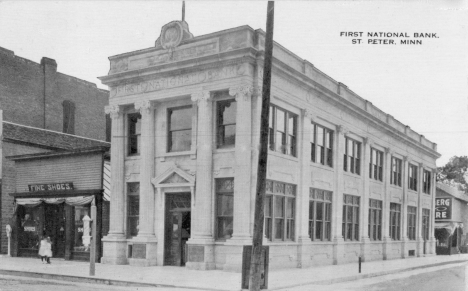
[160,21,184,50]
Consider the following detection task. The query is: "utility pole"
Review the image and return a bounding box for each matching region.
[249,2,274,291]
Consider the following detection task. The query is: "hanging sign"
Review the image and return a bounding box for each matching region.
[28,182,74,192]
[435,198,452,220]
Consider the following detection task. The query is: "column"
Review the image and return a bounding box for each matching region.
[131,100,157,266]
[186,90,215,270]
[360,138,372,261]
[400,156,409,258]
[229,85,253,243]
[429,168,437,254]
[382,148,392,260]
[297,109,313,268]
[416,162,424,256]
[102,104,127,265]
[332,125,347,265]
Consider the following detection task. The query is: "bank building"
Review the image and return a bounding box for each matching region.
[100,20,440,271]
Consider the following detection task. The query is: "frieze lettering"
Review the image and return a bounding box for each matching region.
[111,64,245,98]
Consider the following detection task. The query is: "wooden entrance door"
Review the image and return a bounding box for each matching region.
[44,204,66,258]
[164,193,191,266]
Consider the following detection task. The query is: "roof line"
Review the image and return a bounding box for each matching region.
[3,121,110,145]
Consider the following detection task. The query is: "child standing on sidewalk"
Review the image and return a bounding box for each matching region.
[38,236,52,264]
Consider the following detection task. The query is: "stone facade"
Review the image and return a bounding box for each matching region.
[100,21,440,271]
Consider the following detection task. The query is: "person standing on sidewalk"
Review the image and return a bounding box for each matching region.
[38,236,53,264]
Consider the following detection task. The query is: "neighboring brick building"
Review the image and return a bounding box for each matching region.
[0,46,110,255]
[0,46,109,140]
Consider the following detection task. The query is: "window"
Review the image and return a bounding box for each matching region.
[268,105,297,157]
[127,183,140,237]
[407,206,417,240]
[423,170,431,194]
[309,189,332,241]
[63,100,75,134]
[217,99,236,148]
[408,164,418,191]
[128,113,141,155]
[391,157,402,187]
[311,124,333,167]
[368,199,382,241]
[342,194,360,241]
[422,209,430,240]
[264,180,296,241]
[389,203,401,240]
[168,106,192,152]
[344,138,361,175]
[369,148,383,181]
[216,178,234,240]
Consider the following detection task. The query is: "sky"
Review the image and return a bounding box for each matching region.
[0,0,466,167]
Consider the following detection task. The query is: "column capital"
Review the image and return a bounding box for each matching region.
[418,162,424,168]
[229,85,253,102]
[432,168,438,175]
[302,109,316,121]
[191,91,211,103]
[403,156,411,163]
[336,125,349,136]
[104,105,121,120]
[363,137,373,146]
[385,147,392,155]
[134,100,153,115]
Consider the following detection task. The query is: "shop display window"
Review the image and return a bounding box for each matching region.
[19,207,42,250]
[74,205,91,252]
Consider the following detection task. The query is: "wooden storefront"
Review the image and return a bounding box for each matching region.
[7,148,108,261]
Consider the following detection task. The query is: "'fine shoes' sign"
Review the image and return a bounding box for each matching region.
[28,182,74,192]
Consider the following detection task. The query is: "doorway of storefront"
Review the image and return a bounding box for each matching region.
[164,193,191,266]
[44,204,66,258]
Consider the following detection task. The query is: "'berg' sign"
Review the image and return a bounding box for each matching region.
[435,198,452,220]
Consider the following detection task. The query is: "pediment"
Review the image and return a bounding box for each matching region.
[151,165,195,188]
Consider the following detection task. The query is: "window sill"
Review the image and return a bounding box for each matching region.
[369,179,383,184]
[343,172,361,178]
[408,189,418,194]
[158,150,196,161]
[310,240,333,244]
[214,147,235,154]
[265,240,297,246]
[389,184,402,189]
[125,155,141,161]
[310,162,334,172]
[268,150,298,162]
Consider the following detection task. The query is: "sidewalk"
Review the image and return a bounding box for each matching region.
[0,254,467,291]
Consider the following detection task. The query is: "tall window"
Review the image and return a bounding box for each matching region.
[422,209,430,240]
[217,99,236,148]
[407,206,417,240]
[216,178,234,240]
[423,170,431,194]
[369,148,383,181]
[368,199,382,241]
[391,157,402,187]
[264,180,296,241]
[389,203,401,240]
[344,138,361,175]
[168,106,192,152]
[408,164,418,191]
[309,189,332,241]
[342,194,360,241]
[127,182,140,237]
[311,124,333,167]
[62,100,75,134]
[268,105,297,157]
[128,113,141,155]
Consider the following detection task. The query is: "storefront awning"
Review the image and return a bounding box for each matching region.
[434,221,462,235]
[15,196,94,207]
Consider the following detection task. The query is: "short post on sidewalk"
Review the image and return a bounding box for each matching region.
[359,256,361,273]
[90,197,97,276]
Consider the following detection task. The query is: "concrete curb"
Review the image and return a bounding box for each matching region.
[0,269,227,291]
[0,259,466,291]
[268,259,468,290]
